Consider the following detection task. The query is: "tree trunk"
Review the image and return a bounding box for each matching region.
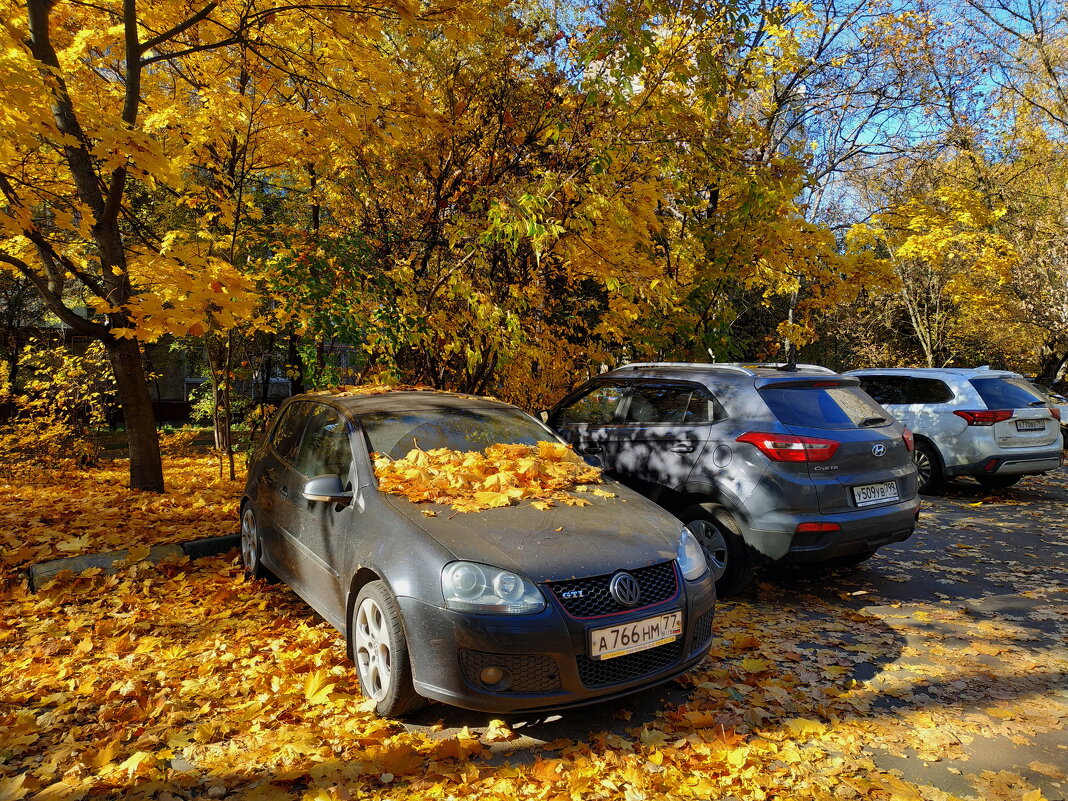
[106,337,164,492]
[1037,348,1067,386]
[287,331,305,395]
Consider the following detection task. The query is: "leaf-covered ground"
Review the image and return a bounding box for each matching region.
[1,455,1065,800]
[0,455,243,572]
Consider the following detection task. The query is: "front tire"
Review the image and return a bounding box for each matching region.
[240,505,272,580]
[913,440,944,494]
[351,581,425,717]
[680,505,757,597]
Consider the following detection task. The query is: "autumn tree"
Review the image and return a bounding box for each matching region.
[0,0,488,490]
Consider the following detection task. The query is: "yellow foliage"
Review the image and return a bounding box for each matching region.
[373,441,604,513]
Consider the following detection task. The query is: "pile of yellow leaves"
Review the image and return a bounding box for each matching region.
[373,441,609,513]
[0,454,243,577]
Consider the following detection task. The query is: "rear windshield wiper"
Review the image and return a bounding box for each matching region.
[858,416,889,427]
[1029,400,1050,407]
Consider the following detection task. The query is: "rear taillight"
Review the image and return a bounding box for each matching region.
[1051,406,1062,422]
[902,427,914,452]
[953,409,1013,426]
[736,432,839,462]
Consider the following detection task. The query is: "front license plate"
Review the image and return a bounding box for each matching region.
[853,480,899,507]
[1016,419,1045,431]
[589,611,682,661]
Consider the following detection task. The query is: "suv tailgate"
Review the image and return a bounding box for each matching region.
[758,379,917,514]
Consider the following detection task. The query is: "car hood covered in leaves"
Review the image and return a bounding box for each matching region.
[383,486,684,583]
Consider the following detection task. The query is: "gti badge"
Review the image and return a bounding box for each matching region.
[871,443,886,457]
[561,589,585,599]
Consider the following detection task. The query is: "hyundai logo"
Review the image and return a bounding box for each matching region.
[872,443,886,457]
[609,572,642,607]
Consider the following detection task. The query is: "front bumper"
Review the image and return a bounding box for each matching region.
[396,569,716,713]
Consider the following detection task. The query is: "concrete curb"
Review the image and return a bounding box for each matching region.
[25,533,240,592]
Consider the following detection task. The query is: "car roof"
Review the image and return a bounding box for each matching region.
[603,362,839,380]
[846,367,1022,380]
[288,389,518,415]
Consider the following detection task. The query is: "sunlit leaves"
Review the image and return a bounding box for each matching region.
[373,441,606,513]
[0,454,242,571]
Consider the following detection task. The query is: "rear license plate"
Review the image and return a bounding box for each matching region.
[589,611,682,661]
[853,480,899,507]
[1016,419,1045,431]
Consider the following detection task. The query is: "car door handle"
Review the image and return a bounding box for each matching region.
[582,444,603,454]
[670,442,695,454]
[279,485,289,499]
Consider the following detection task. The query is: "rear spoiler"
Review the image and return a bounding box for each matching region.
[755,375,861,389]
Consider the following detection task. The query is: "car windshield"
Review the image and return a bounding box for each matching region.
[759,385,892,430]
[969,377,1047,409]
[360,407,558,459]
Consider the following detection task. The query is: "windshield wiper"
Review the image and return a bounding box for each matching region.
[859,416,889,427]
[1029,400,1050,407]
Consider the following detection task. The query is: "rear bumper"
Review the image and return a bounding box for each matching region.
[741,498,920,564]
[945,449,1063,478]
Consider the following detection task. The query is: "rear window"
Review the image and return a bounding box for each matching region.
[760,385,893,430]
[969,377,1047,409]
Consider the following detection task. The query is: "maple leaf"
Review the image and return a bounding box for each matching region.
[0,776,28,801]
[483,719,517,742]
[783,718,827,737]
[303,670,336,705]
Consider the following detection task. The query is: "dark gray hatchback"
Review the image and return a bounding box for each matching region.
[241,390,716,716]
[547,363,922,595]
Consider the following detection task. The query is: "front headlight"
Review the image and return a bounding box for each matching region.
[441,562,545,614]
[677,528,709,581]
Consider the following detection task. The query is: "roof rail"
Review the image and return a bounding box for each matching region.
[723,362,837,375]
[615,362,756,376]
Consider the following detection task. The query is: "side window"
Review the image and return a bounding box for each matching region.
[271,402,310,464]
[906,378,955,404]
[294,405,354,480]
[624,384,721,424]
[859,376,910,405]
[558,384,625,425]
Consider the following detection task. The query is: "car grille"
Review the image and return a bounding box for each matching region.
[576,640,684,688]
[459,650,562,694]
[547,561,678,618]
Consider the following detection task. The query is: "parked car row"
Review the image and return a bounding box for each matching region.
[239,362,1063,717]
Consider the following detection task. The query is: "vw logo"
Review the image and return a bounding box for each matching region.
[872,443,886,457]
[609,572,642,607]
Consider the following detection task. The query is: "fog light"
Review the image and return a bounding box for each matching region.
[480,667,505,685]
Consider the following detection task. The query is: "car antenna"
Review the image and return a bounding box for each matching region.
[779,351,798,372]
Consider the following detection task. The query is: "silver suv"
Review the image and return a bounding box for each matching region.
[847,367,1064,493]
[547,363,920,595]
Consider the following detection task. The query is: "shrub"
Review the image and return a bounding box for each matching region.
[0,340,117,465]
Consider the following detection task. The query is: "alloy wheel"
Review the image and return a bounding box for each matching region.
[354,597,393,701]
[240,507,259,573]
[913,449,933,487]
[687,519,729,581]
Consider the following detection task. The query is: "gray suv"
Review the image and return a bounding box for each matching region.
[547,363,921,595]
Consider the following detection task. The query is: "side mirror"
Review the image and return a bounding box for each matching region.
[303,474,354,504]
